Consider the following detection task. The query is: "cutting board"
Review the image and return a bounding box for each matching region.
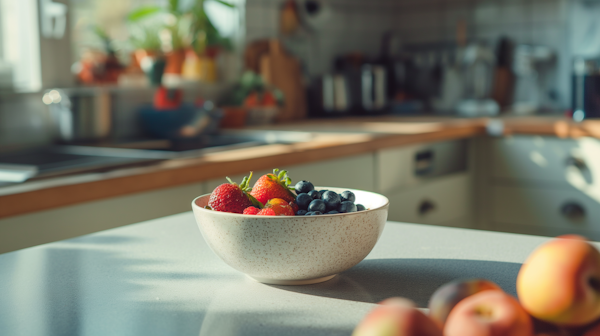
[259,40,307,122]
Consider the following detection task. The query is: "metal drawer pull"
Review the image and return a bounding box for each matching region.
[561,202,586,221]
[418,200,436,216]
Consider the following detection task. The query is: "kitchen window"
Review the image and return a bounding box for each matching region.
[0,0,244,92]
[0,0,43,92]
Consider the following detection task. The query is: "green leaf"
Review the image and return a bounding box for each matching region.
[210,0,235,8]
[128,6,163,22]
[168,0,181,14]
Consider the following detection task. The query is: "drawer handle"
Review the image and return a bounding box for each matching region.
[566,157,587,170]
[561,202,586,221]
[418,200,436,216]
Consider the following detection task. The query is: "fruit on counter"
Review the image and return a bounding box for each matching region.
[257,208,277,216]
[352,297,443,336]
[208,173,262,213]
[322,191,342,211]
[250,169,296,204]
[289,200,299,213]
[444,290,534,336]
[428,278,502,327]
[243,206,261,215]
[294,180,314,194]
[307,199,327,213]
[206,172,366,216]
[517,235,600,326]
[263,198,295,216]
[338,201,358,213]
[341,190,356,203]
[583,320,600,336]
[308,190,321,199]
[295,193,313,210]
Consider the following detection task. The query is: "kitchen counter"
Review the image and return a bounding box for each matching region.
[1,115,598,219]
[1,212,591,336]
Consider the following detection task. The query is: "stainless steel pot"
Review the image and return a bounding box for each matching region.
[43,88,112,142]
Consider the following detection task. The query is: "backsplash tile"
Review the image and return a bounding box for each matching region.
[245,0,571,108]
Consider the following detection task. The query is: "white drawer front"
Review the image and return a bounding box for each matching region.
[386,173,471,227]
[491,136,600,188]
[492,185,600,233]
[377,140,468,194]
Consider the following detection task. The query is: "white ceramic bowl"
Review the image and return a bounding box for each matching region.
[191,187,389,285]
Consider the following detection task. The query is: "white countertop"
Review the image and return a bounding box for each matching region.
[0,212,591,336]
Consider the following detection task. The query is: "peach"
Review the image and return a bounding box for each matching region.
[352,297,442,336]
[428,278,502,327]
[444,290,534,336]
[517,235,600,326]
[583,320,600,336]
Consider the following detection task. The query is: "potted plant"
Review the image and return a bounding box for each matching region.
[127,0,233,78]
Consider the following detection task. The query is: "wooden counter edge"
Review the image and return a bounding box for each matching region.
[0,124,485,219]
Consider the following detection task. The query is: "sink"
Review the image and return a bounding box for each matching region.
[63,130,315,159]
[0,130,314,184]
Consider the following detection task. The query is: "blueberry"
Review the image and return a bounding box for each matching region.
[296,193,313,210]
[340,190,356,203]
[327,210,339,214]
[308,199,326,213]
[311,211,323,215]
[322,191,341,211]
[308,190,321,199]
[294,180,314,194]
[305,211,314,215]
[318,190,328,196]
[338,201,357,213]
[356,204,366,211]
[296,210,308,216]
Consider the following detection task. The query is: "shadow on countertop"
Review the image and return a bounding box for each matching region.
[270,258,522,308]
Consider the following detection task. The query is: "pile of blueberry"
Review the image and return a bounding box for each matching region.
[294,180,366,216]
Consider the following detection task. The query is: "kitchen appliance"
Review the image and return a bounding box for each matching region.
[43,88,112,143]
[361,64,388,113]
[456,44,499,117]
[572,57,600,121]
[511,44,554,115]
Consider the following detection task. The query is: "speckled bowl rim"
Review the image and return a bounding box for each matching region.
[191,186,389,219]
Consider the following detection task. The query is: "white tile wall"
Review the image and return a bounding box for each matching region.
[245,0,572,108]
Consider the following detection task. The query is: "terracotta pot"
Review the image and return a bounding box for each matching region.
[164,49,186,75]
[220,106,248,129]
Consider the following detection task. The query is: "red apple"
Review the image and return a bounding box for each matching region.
[352,297,442,336]
[444,290,534,336]
[517,235,600,326]
[428,278,502,327]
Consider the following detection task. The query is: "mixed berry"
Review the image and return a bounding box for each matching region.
[206,168,367,216]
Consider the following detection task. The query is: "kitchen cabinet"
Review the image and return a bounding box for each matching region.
[0,182,207,254]
[476,135,600,241]
[376,139,472,228]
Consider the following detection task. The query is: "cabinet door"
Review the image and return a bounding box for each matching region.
[386,173,471,227]
[491,136,600,189]
[492,184,600,235]
[205,153,376,193]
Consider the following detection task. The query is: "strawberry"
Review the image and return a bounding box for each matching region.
[289,200,299,213]
[264,198,295,216]
[257,208,277,216]
[243,206,260,215]
[250,169,296,205]
[208,172,263,213]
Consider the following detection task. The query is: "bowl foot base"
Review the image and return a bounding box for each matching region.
[248,274,337,285]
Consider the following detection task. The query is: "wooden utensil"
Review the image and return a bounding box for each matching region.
[259,39,307,122]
